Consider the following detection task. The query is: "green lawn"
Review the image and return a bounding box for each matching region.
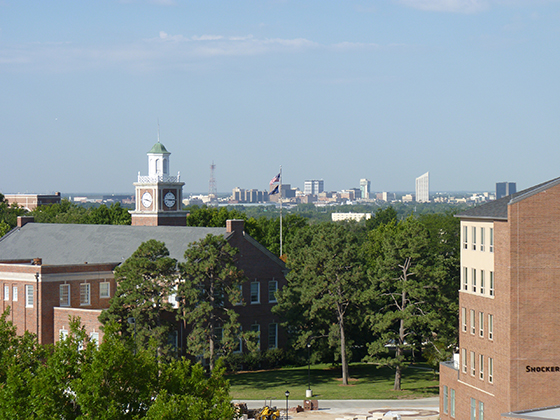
[228,363,439,400]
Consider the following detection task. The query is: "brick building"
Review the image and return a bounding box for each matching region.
[0,141,287,351]
[439,177,560,419]
[4,192,61,211]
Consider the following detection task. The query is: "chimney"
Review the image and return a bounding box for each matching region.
[226,219,245,234]
[32,258,42,266]
[17,216,35,228]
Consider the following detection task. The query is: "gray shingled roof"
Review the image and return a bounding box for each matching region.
[0,223,230,266]
[456,177,560,220]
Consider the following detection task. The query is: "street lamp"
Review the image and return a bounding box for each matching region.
[127,317,137,355]
[307,342,312,398]
[285,390,290,420]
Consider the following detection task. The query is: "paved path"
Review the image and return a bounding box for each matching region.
[233,398,440,419]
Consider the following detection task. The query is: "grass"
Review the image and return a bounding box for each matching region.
[228,362,439,401]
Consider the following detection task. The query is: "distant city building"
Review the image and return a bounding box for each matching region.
[360,179,371,200]
[304,180,324,195]
[496,182,516,199]
[3,193,61,211]
[377,192,396,202]
[331,212,372,222]
[402,194,414,203]
[415,172,430,202]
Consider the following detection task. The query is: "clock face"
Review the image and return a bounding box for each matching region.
[141,192,153,208]
[164,191,176,208]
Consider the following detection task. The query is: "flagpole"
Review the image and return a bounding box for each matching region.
[279,166,283,258]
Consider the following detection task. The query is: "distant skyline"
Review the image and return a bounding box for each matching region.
[2,0,560,195]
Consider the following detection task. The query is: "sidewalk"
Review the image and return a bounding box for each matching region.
[233,398,440,419]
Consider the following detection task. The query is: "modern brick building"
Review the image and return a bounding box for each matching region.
[0,141,287,352]
[3,192,62,211]
[439,177,560,419]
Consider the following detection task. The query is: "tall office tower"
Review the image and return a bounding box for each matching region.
[415,172,430,203]
[495,182,516,199]
[304,180,324,195]
[360,179,371,200]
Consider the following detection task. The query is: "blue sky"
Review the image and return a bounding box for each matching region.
[2,0,560,195]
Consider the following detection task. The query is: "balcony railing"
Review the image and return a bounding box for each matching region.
[137,173,181,183]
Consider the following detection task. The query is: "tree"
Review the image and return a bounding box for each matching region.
[0,194,27,233]
[365,206,398,231]
[275,223,366,385]
[363,216,437,391]
[178,234,247,372]
[99,240,177,357]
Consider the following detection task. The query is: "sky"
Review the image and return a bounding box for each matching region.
[2,0,560,195]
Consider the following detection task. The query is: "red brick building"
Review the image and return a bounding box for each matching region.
[4,192,61,211]
[439,177,560,419]
[0,142,287,351]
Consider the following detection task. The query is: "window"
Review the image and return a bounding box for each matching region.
[250,281,260,304]
[488,314,494,340]
[479,312,484,337]
[268,323,278,349]
[470,309,475,334]
[99,282,110,298]
[463,267,468,291]
[234,327,242,353]
[472,226,477,250]
[479,354,484,380]
[472,269,477,293]
[471,398,477,420]
[60,284,70,306]
[490,228,494,252]
[462,348,467,373]
[25,285,33,308]
[12,286,17,302]
[59,329,68,341]
[251,324,261,347]
[443,385,448,414]
[479,401,484,420]
[480,227,485,251]
[480,270,485,294]
[214,327,223,345]
[3,285,9,301]
[489,358,493,383]
[463,226,468,249]
[235,284,243,306]
[450,388,456,417]
[80,283,90,306]
[268,280,278,303]
[90,332,100,348]
[489,272,494,296]
[471,351,476,376]
[462,307,467,332]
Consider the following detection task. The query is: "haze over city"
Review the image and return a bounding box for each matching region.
[2,0,560,195]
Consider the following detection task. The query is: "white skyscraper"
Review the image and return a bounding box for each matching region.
[304,180,324,195]
[360,179,371,199]
[415,172,429,203]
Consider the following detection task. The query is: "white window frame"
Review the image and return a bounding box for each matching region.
[235,284,243,306]
[479,401,484,420]
[60,284,70,306]
[268,323,278,349]
[234,327,243,354]
[462,307,467,332]
[489,358,493,383]
[268,280,278,303]
[489,272,494,296]
[463,226,468,249]
[463,267,468,291]
[472,269,477,293]
[480,270,485,295]
[471,398,477,420]
[443,385,449,414]
[25,285,33,308]
[451,389,456,418]
[479,311,484,337]
[3,285,9,301]
[99,282,110,298]
[480,227,485,251]
[250,281,260,304]
[488,314,493,340]
[470,309,475,335]
[462,348,467,373]
[472,226,477,250]
[90,331,100,347]
[12,286,17,302]
[80,283,90,306]
[59,329,68,341]
[251,323,261,347]
[489,228,494,252]
[471,351,476,376]
[479,354,484,380]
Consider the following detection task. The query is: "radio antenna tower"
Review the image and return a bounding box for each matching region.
[209,161,217,205]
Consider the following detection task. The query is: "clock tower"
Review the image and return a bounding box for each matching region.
[130,141,187,226]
